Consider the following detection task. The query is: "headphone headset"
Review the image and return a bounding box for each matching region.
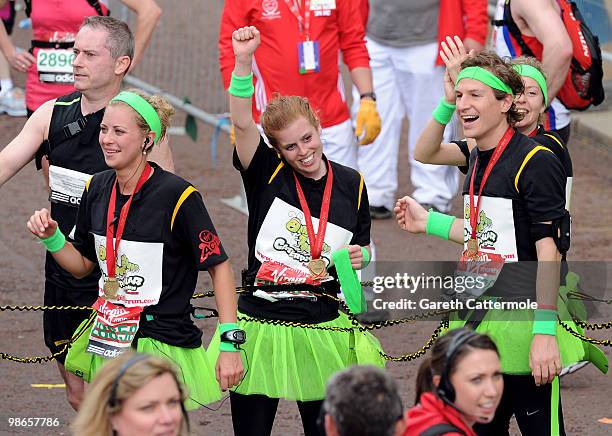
[437,329,478,404]
[436,329,494,423]
[142,137,152,154]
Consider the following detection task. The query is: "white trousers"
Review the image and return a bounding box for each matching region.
[353,38,458,212]
[321,118,358,170]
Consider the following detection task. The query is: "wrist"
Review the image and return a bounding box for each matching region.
[359,246,370,269]
[532,309,557,336]
[40,228,66,253]
[425,210,455,240]
[359,91,376,102]
[219,323,245,353]
[432,97,456,125]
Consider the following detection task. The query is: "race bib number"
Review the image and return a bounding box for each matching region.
[87,298,142,358]
[298,40,320,74]
[455,251,505,298]
[37,49,74,83]
[48,165,91,207]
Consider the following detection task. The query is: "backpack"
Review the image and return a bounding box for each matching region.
[495,0,605,111]
[24,0,110,18]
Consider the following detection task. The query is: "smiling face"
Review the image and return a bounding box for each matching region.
[72,26,128,92]
[110,372,183,436]
[514,76,545,133]
[100,104,152,171]
[272,116,326,179]
[449,349,503,426]
[455,78,513,142]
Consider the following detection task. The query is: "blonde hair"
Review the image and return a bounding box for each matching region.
[261,94,320,148]
[72,352,189,436]
[109,89,176,147]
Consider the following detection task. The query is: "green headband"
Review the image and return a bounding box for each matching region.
[456,66,513,95]
[110,91,162,144]
[513,64,548,106]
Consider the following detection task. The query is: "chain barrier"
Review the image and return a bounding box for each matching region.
[559,318,611,347]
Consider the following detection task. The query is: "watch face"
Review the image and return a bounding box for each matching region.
[233,331,246,343]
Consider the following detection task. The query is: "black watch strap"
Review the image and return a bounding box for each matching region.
[360,92,376,101]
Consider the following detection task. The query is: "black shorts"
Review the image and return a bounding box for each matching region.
[43,280,97,364]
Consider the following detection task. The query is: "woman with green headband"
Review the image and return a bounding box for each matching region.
[26,89,244,409]
[395,51,587,435]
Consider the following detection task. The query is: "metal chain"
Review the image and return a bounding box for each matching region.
[558,319,611,347]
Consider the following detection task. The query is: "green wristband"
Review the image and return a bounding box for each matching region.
[219,322,241,352]
[425,210,455,240]
[360,246,370,269]
[40,227,66,253]
[229,72,254,98]
[532,309,558,336]
[432,97,456,125]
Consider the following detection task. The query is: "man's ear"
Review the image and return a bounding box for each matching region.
[115,55,131,76]
[501,93,514,114]
[324,414,339,436]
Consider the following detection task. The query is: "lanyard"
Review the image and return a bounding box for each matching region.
[293,160,333,260]
[284,0,311,40]
[468,127,514,240]
[527,126,538,137]
[105,163,152,280]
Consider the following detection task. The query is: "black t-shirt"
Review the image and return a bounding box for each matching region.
[73,163,228,347]
[233,137,371,323]
[43,91,109,292]
[459,131,566,297]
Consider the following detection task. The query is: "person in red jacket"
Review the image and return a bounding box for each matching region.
[218,0,381,170]
[404,329,503,436]
[355,0,488,219]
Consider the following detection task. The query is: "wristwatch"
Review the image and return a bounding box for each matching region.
[220,329,246,346]
[360,92,377,101]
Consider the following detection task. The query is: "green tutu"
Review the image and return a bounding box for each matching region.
[449,308,585,374]
[207,311,385,402]
[65,315,221,409]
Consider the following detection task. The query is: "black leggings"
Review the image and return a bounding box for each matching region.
[230,392,324,436]
[474,374,565,436]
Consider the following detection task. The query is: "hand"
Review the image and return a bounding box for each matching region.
[27,208,58,239]
[440,36,473,84]
[232,26,261,64]
[346,244,367,269]
[355,99,381,145]
[443,70,456,105]
[529,334,561,385]
[394,196,428,234]
[8,48,35,73]
[216,351,244,391]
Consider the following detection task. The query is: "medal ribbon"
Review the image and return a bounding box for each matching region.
[528,127,538,137]
[468,127,514,241]
[105,163,152,281]
[284,0,311,40]
[293,160,333,261]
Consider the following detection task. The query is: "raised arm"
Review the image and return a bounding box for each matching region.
[120,0,162,69]
[229,26,263,170]
[0,100,53,188]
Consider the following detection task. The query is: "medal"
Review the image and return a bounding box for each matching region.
[104,163,152,300]
[293,159,333,280]
[103,277,119,300]
[308,258,327,279]
[466,127,514,257]
[466,238,479,258]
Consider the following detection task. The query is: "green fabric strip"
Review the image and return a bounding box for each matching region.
[40,227,66,253]
[229,72,255,98]
[425,210,455,240]
[110,91,162,144]
[456,66,513,95]
[54,97,81,106]
[332,248,366,314]
[551,376,560,436]
[513,64,548,106]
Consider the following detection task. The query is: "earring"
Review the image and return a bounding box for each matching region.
[142,149,147,155]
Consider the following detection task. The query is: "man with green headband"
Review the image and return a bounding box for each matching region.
[0,16,173,410]
[397,52,588,435]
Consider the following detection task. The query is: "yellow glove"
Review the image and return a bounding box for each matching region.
[355,99,381,145]
[230,125,236,146]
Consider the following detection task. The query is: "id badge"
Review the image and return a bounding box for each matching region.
[298,40,320,74]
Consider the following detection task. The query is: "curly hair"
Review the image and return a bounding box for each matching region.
[461,51,525,125]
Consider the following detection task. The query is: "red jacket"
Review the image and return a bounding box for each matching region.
[436,0,489,65]
[218,0,370,128]
[403,392,476,436]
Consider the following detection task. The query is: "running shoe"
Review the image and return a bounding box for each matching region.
[0,87,27,117]
[369,205,392,220]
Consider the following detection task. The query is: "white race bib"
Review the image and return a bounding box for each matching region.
[48,165,91,207]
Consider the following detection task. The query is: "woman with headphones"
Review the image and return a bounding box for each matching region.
[26,90,244,409]
[404,329,503,436]
[72,352,189,436]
